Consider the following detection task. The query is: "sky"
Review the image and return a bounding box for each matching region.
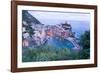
[28,10,90,38]
[28,10,90,25]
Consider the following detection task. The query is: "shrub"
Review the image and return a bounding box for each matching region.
[22,45,73,62]
[78,30,90,59]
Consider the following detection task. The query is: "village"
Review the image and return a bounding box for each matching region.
[22,20,80,50]
[22,10,91,62]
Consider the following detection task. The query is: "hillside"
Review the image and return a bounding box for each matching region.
[22,10,41,25]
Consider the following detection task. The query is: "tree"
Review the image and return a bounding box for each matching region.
[79,30,90,59]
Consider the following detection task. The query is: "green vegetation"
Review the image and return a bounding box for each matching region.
[78,30,90,59]
[22,45,79,62]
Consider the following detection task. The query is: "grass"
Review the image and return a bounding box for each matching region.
[22,45,83,62]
